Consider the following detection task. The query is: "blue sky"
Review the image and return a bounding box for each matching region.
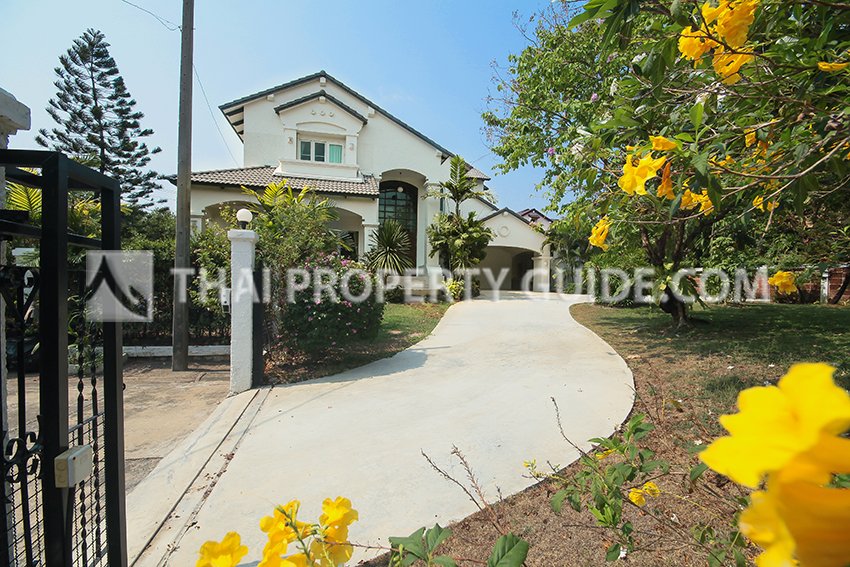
[3,0,556,213]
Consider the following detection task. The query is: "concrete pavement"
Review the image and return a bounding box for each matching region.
[127,292,635,566]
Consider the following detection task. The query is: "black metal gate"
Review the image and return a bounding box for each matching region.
[0,150,127,567]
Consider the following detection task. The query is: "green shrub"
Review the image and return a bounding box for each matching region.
[445,279,464,301]
[384,286,406,304]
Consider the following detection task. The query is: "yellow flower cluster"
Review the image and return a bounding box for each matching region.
[197,532,249,567]
[618,153,667,195]
[196,497,359,567]
[701,364,850,567]
[650,135,678,151]
[753,195,777,212]
[657,162,675,200]
[767,270,797,294]
[681,189,714,214]
[628,482,661,506]
[678,0,758,83]
[818,61,849,72]
[589,216,612,251]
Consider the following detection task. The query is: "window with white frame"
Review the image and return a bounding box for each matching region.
[298,139,343,163]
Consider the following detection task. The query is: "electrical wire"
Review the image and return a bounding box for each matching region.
[119,0,180,31]
[118,0,241,167]
[194,65,240,167]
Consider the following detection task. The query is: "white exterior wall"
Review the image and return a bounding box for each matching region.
[484,213,547,252]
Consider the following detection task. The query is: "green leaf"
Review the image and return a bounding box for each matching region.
[425,524,452,554]
[605,543,622,562]
[389,528,427,562]
[793,179,806,215]
[692,153,710,176]
[640,460,665,473]
[669,193,683,219]
[569,491,582,512]
[432,556,459,567]
[670,0,691,25]
[487,534,529,567]
[552,490,569,514]
[730,530,747,547]
[733,547,746,567]
[690,463,709,483]
[690,103,704,132]
[707,550,726,567]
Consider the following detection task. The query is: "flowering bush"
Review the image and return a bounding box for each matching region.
[278,253,384,354]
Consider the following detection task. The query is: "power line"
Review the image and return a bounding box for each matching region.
[119,0,180,31]
[193,65,240,167]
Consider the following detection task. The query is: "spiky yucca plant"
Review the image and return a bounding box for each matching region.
[367,219,413,275]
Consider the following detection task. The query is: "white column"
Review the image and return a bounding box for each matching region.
[228,228,258,394]
[362,223,379,254]
[533,255,552,293]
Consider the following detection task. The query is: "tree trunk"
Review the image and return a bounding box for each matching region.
[829,268,850,304]
[659,287,690,327]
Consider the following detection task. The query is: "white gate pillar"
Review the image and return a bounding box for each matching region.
[533,254,552,292]
[227,228,258,394]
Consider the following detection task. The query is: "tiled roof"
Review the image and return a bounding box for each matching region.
[178,166,379,197]
[465,166,491,180]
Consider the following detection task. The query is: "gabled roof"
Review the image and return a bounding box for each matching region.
[220,70,453,157]
[169,165,379,197]
[480,207,535,225]
[273,90,368,124]
[517,208,554,223]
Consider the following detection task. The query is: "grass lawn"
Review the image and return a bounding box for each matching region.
[364,302,850,567]
[266,302,451,384]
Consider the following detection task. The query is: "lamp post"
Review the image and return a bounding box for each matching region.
[236,208,253,229]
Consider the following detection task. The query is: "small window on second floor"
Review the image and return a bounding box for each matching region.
[299,139,344,164]
[300,141,311,161]
[329,144,342,163]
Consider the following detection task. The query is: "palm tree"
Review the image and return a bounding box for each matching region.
[424,155,495,216]
[366,219,413,274]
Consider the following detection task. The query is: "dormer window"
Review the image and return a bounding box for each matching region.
[299,139,343,163]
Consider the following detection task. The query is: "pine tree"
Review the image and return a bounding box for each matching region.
[36,28,161,206]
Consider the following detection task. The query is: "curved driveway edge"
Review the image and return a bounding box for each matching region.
[131,292,634,566]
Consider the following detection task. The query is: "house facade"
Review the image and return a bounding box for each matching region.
[185,71,551,291]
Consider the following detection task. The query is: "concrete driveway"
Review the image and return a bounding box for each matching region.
[128,292,634,566]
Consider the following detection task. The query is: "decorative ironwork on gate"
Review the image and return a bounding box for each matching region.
[1,150,127,567]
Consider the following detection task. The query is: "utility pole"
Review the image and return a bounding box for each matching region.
[173,0,193,370]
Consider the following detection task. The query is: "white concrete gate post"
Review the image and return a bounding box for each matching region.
[228,228,258,394]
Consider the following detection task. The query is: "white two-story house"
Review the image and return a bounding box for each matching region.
[182,71,551,291]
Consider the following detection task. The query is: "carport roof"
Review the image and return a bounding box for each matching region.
[167,166,379,197]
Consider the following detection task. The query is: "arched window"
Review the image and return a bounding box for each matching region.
[379,181,418,265]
